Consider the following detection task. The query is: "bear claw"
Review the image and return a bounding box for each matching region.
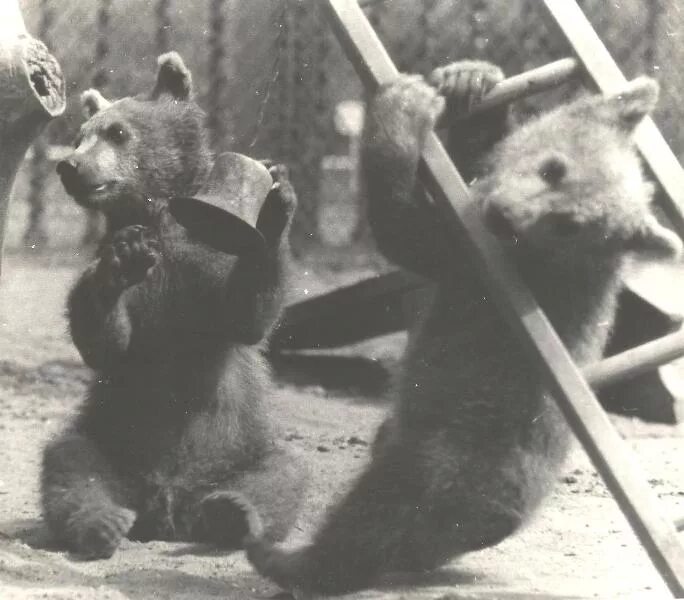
[428,60,504,114]
[68,505,136,560]
[98,225,160,291]
[256,167,297,245]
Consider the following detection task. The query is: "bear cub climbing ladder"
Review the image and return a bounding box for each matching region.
[303,0,684,595]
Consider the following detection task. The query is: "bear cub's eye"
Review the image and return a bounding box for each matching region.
[538,157,567,186]
[105,123,128,144]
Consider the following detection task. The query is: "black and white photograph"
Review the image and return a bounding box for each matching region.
[0,1,683,598]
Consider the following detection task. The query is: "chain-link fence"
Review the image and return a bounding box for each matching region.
[9,0,684,256]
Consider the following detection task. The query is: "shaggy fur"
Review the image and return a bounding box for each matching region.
[42,52,307,559]
[234,62,682,594]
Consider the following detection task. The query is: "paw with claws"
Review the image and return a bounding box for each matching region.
[255,163,298,246]
[67,504,136,560]
[97,224,160,293]
[428,60,505,115]
[368,74,446,151]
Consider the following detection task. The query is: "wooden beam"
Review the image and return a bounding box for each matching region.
[0,0,65,278]
[272,270,423,350]
[276,274,684,393]
[322,0,684,595]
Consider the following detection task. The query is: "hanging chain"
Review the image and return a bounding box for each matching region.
[156,0,171,55]
[208,0,227,150]
[643,2,660,75]
[417,0,438,73]
[93,0,111,89]
[470,0,490,56]
[246,1,287,152]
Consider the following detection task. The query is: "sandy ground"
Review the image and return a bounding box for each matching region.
[0,254,683,600]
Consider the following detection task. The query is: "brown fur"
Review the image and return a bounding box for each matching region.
[42,52,307,559]
[233,62,681,594]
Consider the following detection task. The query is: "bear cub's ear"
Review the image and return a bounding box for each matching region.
[626,213,683,261]
[151,51,193,101]
[81,89,112,119]
[597,76,659,132]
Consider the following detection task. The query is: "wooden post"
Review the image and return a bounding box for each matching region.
[321,0,684,595]
[0,0,65,277]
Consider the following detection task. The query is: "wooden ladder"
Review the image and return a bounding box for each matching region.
[281,0,684,596]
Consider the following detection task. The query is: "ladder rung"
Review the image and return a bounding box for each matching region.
[585,329,684,389]
[443,57,581,122]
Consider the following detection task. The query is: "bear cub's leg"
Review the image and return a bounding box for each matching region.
[41,432,136,559]
[195,446,308,547]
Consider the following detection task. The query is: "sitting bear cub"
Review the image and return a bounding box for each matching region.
[42,52,307,559]
[235,63,682,595]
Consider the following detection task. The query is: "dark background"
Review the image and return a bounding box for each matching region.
[9,0,684,261]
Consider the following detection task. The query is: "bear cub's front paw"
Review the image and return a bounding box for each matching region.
[67,504,136,560]
[98,225,160,292]
[369,74,446,150]
[428,60,504,114]
[255,164,298,245]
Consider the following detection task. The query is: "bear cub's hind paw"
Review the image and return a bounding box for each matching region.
[98,224,160,291]
[67,504,136,560]
[198,490,264,548]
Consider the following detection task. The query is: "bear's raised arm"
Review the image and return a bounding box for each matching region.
[363,61,511,280]
[167,167,297,346]
[67,224,163,370]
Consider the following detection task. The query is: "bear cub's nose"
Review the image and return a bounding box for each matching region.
[56,159,77,179]
[56,159,82,194]
[484,204,518,242]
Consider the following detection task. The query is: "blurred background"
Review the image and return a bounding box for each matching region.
[9,0,684,266]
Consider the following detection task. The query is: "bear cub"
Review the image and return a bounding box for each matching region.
[234,62,682,595]
[42,52,307,559]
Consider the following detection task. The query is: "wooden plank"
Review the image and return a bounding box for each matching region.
[542,0,684,237]
[585,329,684,389]
[276,281,682,422]
[322,0,684,595]
[272,270,423,350]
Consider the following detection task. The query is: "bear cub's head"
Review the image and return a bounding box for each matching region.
[57,52,212,222]
[475,77,682,265]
